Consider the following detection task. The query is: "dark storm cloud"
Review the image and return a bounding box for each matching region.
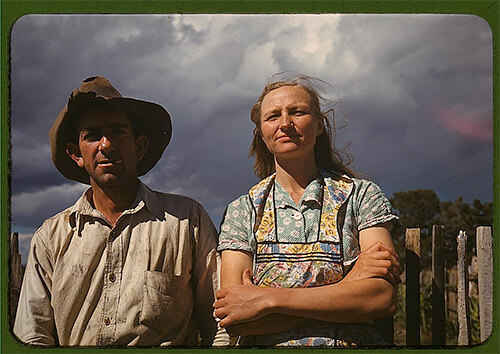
[9,14,493,264]
[11,182,88,229]
[316,14,493,203]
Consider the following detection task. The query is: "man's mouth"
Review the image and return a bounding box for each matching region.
[97,159,122,167]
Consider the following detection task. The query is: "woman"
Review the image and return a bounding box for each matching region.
[214,74,401,347]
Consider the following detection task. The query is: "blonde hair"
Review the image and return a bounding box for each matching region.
[249,73,356,180]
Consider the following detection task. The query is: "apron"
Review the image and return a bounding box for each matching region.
[248,169,352,289]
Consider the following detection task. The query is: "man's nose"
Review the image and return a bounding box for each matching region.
[98,136,114,152]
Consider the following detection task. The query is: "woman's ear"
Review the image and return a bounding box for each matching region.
[317,118,324,136]
[66,143,85,168]
[135,135,149,161]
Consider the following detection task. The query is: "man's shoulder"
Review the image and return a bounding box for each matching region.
[143,186,207,218]
[33,203,78,243]
[147,188,203,207]
[153,190,202,204]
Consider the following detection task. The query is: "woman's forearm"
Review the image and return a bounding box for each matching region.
[224,278,395,336]
[216,230,399,330]
[270,278,397,322]
[215,276,396,328]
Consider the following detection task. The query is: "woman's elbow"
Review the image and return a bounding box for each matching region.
[374,279,398,318]
[384,296,398,318]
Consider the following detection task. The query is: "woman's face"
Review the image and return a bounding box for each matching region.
[260,85,323,161]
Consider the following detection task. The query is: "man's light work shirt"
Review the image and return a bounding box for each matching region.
[14,182,227,346]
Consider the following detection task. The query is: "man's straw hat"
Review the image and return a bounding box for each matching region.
[49,76,172,184]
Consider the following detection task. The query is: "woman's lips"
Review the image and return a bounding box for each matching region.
[276,135,299,141]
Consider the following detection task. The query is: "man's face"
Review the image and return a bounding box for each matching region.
[66,109,148,189]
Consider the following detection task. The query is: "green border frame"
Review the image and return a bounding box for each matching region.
[1,1,498,353]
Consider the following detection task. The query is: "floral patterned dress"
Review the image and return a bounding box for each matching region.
[218,169,398,347]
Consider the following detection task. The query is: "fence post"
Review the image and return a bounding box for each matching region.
[457,230,470,345]
[9,232,23,329]
[431,225,445,345]
[405,228,421,346]
[476,226,493,342]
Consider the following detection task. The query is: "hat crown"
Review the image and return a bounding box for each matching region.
[73,76,122,99]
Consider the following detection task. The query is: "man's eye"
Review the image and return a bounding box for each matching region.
[82,133,100,141]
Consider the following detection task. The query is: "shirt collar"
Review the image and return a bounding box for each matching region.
[69,181,162,221]
[134,182,163,219]
[274,178,323,209]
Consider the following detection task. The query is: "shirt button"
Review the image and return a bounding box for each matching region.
[109,273,116,283]
[104,317,111,326]
[292,212,302,221]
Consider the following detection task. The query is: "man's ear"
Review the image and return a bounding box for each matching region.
[66,143,85,168]
[135,135,149,162]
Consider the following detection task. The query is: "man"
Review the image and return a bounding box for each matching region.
[13,76,228,347]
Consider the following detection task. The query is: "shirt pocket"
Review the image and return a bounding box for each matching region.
[139,270,191,334]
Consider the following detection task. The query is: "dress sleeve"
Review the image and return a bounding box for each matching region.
[218,195,254,253]
[13,224,57,346]
[354,180,399,231]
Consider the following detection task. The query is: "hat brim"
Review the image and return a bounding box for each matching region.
[49,92,172,184]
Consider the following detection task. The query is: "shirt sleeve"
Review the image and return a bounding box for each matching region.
[13,224,57,346]
[192,205,230,346]
[217,195,254,253]
[354,180,399,231]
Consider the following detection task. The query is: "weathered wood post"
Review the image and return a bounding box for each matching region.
[457,230,471,345]
[9,232,23,328]
[405,228,421,346]
[431,225,445,345]
[476,226,493,342]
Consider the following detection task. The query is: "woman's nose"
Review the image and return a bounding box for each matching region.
[279,114,293,129]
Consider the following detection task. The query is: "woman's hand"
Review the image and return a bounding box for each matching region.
[343,241,402,285]
[214,270,271,328]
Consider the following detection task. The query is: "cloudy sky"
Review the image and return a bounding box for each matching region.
[10,14,493,263]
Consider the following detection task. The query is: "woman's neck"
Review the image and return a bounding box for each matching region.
[274,156,320,205]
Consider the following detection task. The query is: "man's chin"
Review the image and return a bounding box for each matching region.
[90,174,128,188]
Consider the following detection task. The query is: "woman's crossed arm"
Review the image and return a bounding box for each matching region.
[214,223,401,336]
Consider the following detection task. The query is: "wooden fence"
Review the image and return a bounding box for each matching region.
[376,225,493,346]
[9,232,23,329]
[8,227,494,346]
